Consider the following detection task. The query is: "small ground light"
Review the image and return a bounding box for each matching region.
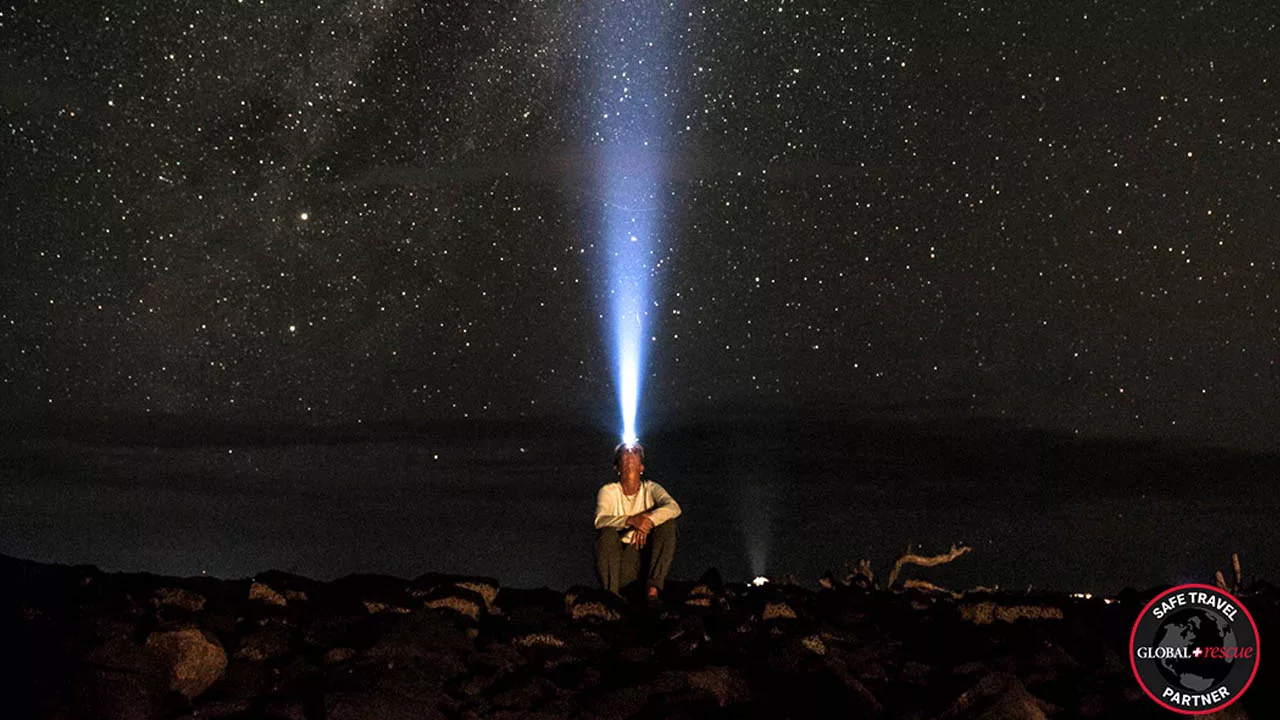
[752,576,769,587]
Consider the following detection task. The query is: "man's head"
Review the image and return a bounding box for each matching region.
[613,442,645,480]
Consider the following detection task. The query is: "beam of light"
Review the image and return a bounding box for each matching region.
[619,328,640,447]
[588,1,676,448]
[608,179,653,449]
[741,474,772,578]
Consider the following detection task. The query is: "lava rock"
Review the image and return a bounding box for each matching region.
[935,671,1053,720]
[565,586,627,623]
[144,626,228,699]
[249,582,287,607]
[154,587,207,613]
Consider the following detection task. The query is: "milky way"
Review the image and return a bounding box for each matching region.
[2,1,1278,451]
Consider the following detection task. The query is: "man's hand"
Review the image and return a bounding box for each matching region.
[632,528,649,549]
[625,513,655,533]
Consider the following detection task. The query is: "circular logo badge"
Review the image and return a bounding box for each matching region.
[1130,583,1259,714]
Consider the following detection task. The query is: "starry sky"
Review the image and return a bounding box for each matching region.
[3,0,1278,452]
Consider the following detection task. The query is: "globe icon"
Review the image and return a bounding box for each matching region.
[1151,606,1236,691]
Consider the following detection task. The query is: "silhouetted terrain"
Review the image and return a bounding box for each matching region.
[5,553,1274,719]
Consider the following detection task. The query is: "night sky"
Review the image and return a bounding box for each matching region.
[3,0,1278,452]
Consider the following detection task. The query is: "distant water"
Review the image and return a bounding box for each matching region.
[3,421,1277,595]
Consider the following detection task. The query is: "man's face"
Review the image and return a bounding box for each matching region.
[617,449,644,479]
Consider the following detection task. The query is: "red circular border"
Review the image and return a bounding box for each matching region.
[1128,583,1261,714]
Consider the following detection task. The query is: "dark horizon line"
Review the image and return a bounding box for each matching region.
[2,400,1277,462]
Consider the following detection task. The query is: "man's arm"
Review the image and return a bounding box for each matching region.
[594,485,630,529]
[643,481,682,526]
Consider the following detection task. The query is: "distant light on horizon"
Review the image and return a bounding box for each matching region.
[752,576,769,586]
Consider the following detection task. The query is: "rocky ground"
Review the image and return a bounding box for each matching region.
[3,553,1274,719]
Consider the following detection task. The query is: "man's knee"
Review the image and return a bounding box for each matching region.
[651,518,677,538]
[596,527,624,549]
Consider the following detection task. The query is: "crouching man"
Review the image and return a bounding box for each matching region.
[594,442,681,602]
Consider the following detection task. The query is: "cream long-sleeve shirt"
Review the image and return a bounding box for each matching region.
[594,479,682,545]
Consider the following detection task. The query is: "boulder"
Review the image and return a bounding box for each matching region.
[145,627,228,699]
[828,641,892,686]
[899,659,934,685]
[302,614,389,652]
[154,587,206,612]
[234,626,292,662]
[959,601,1063,625]
[419,584,487,622]
[249,582,287,607]
[492,587,569,641]
[683,588,715,608]
[255,693,311,720]
[334,659,461,718]
[213,659,282,705]
[763,601,798,621]
[819,569,844,590]
[635,666,765,718]
[495,587,563,619]
[410,572,501,614]
[364,600,413,615]
[564,586,626,623]
[74,621,169,720]
[485,667,559,710]
[935,672,1053,720]
[561,627,612,655]
[324,647,357,665]
[674,666,751,707]
[801,634,827,655]
[318,573,417,615]
[823,658,883,718]
[680,566,732,604]
[543,656,602,693]
[361,610,475,661]
[325,688,450,720]
[659,614,711,658]
[683,581,728,610]
[570,601,620,622]
[455,580,499,611]
[765,632,830,674]
[513,633,565,649]
[580,672,684,719]
[253,569,322,600]
[693,568,725,594]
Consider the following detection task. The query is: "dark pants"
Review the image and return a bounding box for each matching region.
[595,519,678,597]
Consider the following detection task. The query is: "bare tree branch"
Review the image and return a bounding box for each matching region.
[902,578,963,600]
[887,543,972,589]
